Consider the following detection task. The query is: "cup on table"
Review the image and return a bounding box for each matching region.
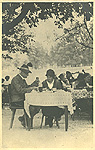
[42,88,47,91]
[39,87,43,92]
[52,88,57,92]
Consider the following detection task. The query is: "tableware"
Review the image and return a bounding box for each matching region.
[39,87,43,92]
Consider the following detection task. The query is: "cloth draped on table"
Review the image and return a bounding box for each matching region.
[71,89,93,101]
[24,89,93,118]
[24,90,73,117]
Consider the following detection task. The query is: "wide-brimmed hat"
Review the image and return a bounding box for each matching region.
[46,69,56,78]
[17,64,32,73]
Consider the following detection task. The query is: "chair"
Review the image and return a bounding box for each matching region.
[40,114,60,128]
[8,84,28,130]
[40,107,65,128]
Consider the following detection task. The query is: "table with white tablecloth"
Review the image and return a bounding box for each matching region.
[24,90,74,131]
[24,90,74,116]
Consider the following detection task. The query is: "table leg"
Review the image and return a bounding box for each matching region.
[28,118,31,131]
[65,106,68,131]
[40,114,44,128]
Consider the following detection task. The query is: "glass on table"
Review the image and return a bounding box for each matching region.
[52,88,57,92]
[39,87,43,92]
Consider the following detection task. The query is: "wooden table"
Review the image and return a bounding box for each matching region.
[24,90,73,131]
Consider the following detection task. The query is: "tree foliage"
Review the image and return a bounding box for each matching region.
[2,2,93,68]
[2,2,93,34]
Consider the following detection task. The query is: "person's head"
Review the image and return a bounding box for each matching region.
[59,73,65,80]
[27,62,33,68]
[36,77,39,82]
[5,75,10,81]
[2,78,5,83]
[58,73,66,81]
[18,64,32,78]
[66,71,72,79]
[82,69,85,74]
[46,69,56,83]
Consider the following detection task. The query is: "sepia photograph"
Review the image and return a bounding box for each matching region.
[1,1,94,148]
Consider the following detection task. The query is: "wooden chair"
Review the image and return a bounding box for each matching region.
[40,106,68,131]
[8,84,27,129]
[40,114,60,128]
[40,107,64,128]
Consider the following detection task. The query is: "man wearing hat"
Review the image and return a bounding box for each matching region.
[11,64,34,103]
[10,64,40,127]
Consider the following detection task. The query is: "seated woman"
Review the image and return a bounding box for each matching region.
[41,69,65,127]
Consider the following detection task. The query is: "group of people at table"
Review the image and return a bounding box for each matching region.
[2,63,93,128]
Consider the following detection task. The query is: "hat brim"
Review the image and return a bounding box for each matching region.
[17,67,32,73]
[29,70,32,73]
[45,74,55,77]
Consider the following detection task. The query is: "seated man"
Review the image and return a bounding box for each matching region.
[10,64,40,128]
[41,69,65,127]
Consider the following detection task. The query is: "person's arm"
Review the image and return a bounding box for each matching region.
[56,79,63,90]
[29,80,39,87]
[12,78,34,94]
[42,81,47,88]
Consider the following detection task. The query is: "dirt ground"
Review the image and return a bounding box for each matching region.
[2,106,94,148]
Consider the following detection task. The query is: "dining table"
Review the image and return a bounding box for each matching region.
[24,90,75,131]
[24,88,93,130]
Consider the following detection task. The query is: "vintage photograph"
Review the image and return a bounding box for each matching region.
[2,1,93,148]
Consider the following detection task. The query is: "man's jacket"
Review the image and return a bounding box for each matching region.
[11,74,29,102]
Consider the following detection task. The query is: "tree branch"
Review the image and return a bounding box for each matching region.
[2,4,30,34]
[84,16,93,40]
[76,38,93,49]
[55,23,84,41]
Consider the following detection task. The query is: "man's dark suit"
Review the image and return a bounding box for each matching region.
[11,74,29,103]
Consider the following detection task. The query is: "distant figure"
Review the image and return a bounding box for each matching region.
[66,71,76,88]
[2,76,10,108]
[2,78,5,84]
[84,74,93,91]
[4,75,10,85]
[2,78,5,94]
[75,70,91,89]
[58,73,72,91]
[5,75,10,81]
[82,69,91,78]
[58,73,69,85]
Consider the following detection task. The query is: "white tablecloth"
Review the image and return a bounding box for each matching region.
[24,90,74,117]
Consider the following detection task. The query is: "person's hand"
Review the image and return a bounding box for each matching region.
[67,87,73,92]
[33,87,39,91]
[42,88,47,91]
[27,87,33,93]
